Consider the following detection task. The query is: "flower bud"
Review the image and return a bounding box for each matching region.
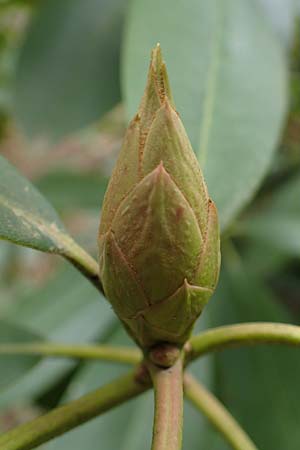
[98,45,220,350]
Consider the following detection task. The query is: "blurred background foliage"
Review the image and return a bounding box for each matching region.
[0,0,299,449]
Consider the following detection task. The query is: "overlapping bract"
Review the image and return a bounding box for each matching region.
[98,45,220,349]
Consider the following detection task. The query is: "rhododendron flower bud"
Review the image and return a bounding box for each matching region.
[98,45,220,350]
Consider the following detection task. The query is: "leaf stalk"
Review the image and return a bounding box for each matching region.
[186,322,300,363]
[0,342,142,365]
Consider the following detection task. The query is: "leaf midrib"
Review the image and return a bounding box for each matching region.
[198,2,224,166]
[0,191,67,252]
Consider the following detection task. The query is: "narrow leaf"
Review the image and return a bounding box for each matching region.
[0,320,42,390]
[0,266,113,405]
[208,263,300,450]
[43,327,151,450]
[44,318,218,450]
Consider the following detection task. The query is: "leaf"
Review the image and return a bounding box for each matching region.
[44,326,152,450]
[0,156,99,282]
[258,0,297,47]
[241,174,300,257]
[242,241,290,278]
[0,265,114,406]
[0,155,68,253]
[0,320,42,391]
[207,262,300,450]
[36,171,109,212]
[269,173,300,213]
[243,215,300,256]
[122,0,287,229]
[14,0,125,140]
[43,316,221,450]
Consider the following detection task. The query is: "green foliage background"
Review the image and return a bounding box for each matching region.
[0,0,299,449]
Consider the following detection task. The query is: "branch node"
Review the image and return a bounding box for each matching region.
[148,343,181,368]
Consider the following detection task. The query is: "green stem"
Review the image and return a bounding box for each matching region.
[184,373,258,450]
[0,342,142,365]
[61,236,104,293]
[186,322,300,363]
[0,368,150,450]
[148,357,183,450]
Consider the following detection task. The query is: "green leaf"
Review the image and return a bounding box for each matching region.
[43,317,220,450]
[268,174,300,213]
[43,327,152,450]
[0,155,68,253]
[0,265,114,406]
[122,0,287,229]
[258,0,297,47]
[0,156,99,283]
[208,262,300,450]
[36,171,108,212]
[14,0,124,140]
[241,174,300,257]
[241,241,290,278]
[242,215,300,256]
[0,320,42,391]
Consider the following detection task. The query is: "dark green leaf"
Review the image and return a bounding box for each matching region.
[241,174,300,257]
[14,0,124,140]
[123,0,287,229]
[242,215,300,256]
[263,173,300,214]
[241,241,290,278]
[0,320,42,390]
[208,261,300,450]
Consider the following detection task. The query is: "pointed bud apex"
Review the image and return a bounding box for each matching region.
[98,46,220,350]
